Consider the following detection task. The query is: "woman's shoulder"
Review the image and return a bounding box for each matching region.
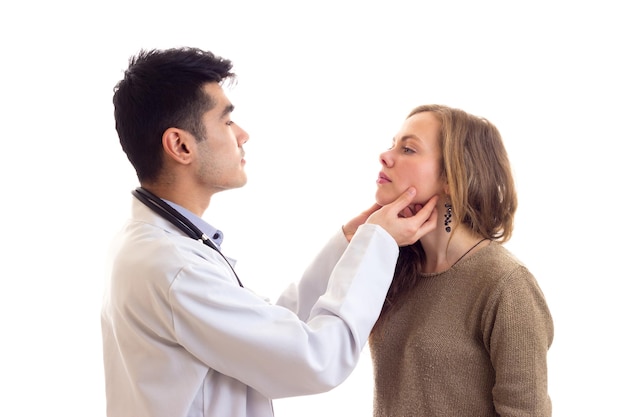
[466,242,536,287]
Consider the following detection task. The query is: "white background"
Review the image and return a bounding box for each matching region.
[1,1,624,416]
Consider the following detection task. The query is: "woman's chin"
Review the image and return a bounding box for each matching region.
[375,191,396,207]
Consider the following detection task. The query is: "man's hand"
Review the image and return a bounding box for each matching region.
[342,203,384,242]
[343,188,438,246]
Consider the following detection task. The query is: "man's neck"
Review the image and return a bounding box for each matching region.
[140,183,211,217]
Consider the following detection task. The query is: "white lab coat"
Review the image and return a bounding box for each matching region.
[101,198,399,417]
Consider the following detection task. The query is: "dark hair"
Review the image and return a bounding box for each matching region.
[113,47,235,182]
[378,104,517,321]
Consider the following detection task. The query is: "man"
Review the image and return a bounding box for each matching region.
[101,47,438,417]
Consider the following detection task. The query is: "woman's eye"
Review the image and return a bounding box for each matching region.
[402,146,415,154]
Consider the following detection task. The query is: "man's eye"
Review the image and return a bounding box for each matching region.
[226,121,234,126]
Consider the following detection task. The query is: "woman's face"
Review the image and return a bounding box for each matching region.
[376,111,445,206]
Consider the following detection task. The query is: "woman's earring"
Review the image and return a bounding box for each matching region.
[444,203,452,233]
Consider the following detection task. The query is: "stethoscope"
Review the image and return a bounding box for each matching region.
[132,187,244,288]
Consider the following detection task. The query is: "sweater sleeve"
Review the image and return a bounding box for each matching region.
[483,265,554,417]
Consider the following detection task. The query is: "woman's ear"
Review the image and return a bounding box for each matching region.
[162,128,193,165]
[443,177,450,195]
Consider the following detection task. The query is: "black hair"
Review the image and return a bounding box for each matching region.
[112,47,235,182]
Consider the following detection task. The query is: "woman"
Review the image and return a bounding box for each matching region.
[369,104,553,416]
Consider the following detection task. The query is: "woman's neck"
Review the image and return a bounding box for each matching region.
[420,226,488,273]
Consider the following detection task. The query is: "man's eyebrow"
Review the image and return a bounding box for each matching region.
[220,103,235,119]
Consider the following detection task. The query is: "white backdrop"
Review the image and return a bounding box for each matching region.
[1,1,624,416]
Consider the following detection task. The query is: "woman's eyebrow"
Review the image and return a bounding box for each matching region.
[399,134,424,144]
[391,134,423,146]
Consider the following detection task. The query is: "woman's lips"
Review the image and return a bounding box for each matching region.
[377,172,391,184]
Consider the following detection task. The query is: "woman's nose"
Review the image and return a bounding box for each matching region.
[380,150,392,167]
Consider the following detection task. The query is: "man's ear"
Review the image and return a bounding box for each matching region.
[162,128,194,165]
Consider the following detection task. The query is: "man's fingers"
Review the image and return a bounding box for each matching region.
[413,195,438,221]
[363,191,440,246]
[399,206,414,218]
[362,203,383,217]
[387,187,416,215]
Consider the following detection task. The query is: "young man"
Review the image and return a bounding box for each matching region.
[101,47,438,417]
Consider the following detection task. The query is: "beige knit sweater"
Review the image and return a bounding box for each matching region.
[369,242,553,417]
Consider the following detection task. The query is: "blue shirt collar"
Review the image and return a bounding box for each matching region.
[162,199,224,249]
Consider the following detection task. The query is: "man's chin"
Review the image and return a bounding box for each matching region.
[235,175,248,188]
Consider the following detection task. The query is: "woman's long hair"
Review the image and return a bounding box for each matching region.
[376,104,518,322]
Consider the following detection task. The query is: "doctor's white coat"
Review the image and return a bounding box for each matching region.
[101,198,399,417]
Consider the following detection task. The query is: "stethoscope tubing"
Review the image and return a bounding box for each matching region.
[132,187,244,287]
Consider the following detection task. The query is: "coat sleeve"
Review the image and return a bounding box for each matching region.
[169,223,398,399]
[275,229,349,319]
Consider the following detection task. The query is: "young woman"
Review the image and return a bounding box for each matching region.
[369,104,553,416]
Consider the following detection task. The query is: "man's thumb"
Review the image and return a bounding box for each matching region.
[389,187,416,212]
